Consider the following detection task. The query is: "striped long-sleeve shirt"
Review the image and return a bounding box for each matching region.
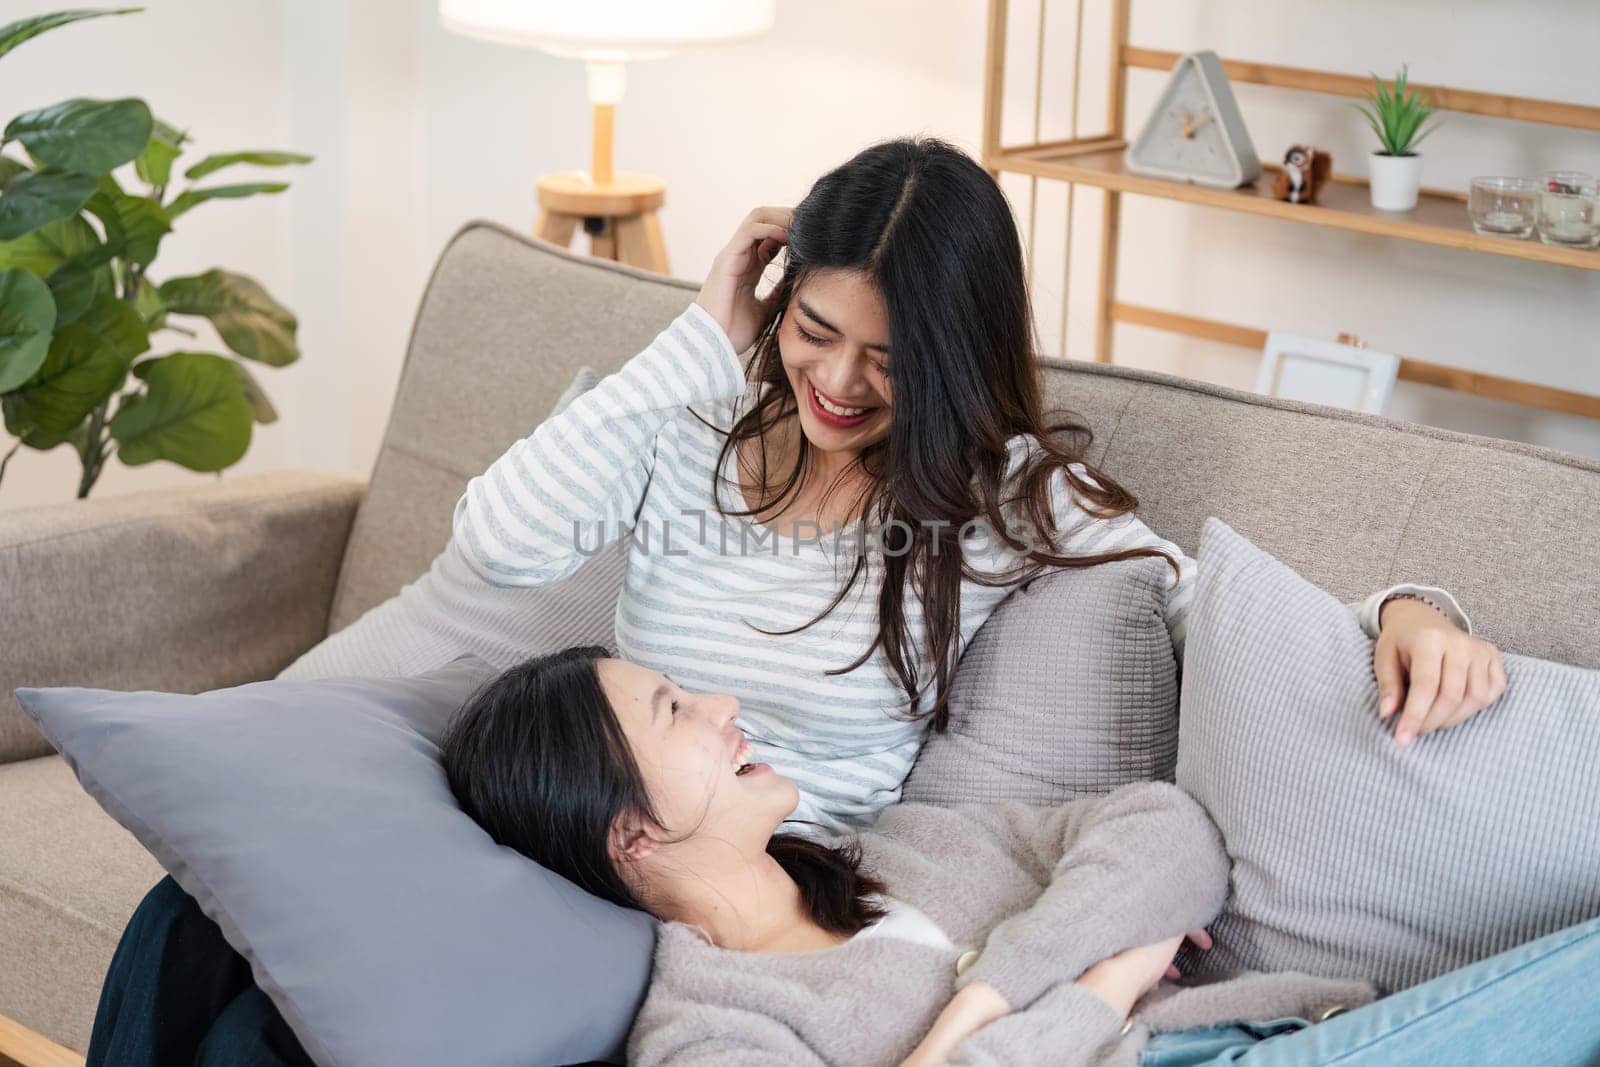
[452,301,1467,834]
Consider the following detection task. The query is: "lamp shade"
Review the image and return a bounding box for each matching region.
[438,0,777,62]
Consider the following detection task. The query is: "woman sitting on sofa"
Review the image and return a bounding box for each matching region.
[444,645,1600,1067]
[441,133,1504,844]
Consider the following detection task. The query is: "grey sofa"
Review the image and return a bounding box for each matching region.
[2,219,1596,1065]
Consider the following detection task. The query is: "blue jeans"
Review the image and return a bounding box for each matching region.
[1141,914,1600,1066]
[88,877,315,1067]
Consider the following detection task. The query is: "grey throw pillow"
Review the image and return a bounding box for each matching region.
[278,366,628,682]
[1178,518,1600,994]
[902,555,1179,806]
[15,654,656,1067]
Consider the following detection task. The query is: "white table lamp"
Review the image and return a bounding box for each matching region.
[439,0,777,273]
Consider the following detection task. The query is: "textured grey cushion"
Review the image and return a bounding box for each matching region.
[902,556,1178,805]
[279,367,627,682]
[14,655,656,1067]
[1177,518,1600,994]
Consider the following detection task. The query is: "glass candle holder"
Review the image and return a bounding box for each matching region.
[1468,177,1538,238]
[1535,171,1600,249]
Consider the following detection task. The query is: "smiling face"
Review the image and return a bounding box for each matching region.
[597,659,799,855]
[779,268,894,460]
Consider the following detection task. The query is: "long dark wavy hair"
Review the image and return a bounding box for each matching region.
[441,645,888,937]
[716,135,1178,731]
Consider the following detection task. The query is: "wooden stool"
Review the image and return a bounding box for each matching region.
[534,171,669,274]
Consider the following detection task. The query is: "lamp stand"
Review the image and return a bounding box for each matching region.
[533,101,669,274]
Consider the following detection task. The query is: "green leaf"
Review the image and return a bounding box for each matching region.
[109,350,252,470]
[4,97,153,175]
[134,118,187,188]
[45,256,110,326]
[0,390,74,448]
[132,280,166,327]
[230,358,277,423]
[44,229,122,275]
[5,291,147,437]
[0,166,97,240]
[1351,102,1384,149]
[0,8,142,62]
[83,183,171,266]
[1357,67,1441,156]
[0,268,56,391]
[184,150,312,181]
[0,210,96,274]
[19,425,73,449]
[166,181,288,219]
[46,270,101,326]
[38,227,124,327]
[158,269,298,366]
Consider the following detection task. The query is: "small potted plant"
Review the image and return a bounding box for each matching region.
[1354,66,1441,212]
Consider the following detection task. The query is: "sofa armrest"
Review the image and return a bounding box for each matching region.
[0,470,365,764]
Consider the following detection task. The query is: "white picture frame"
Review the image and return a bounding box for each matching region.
[1255,332,1400,415]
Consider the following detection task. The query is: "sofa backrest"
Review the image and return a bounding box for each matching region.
[333,220,1600,668]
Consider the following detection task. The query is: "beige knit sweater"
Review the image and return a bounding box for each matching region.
[627,783,1377,1065]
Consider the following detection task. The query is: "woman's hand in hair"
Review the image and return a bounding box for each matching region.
[695,206,792,355]
[1374,600,1508,748]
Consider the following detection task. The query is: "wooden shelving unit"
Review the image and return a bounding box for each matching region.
[982,2,1600,419]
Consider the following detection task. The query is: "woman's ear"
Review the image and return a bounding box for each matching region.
[608,814,659,865]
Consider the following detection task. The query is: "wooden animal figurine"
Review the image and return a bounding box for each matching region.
[1273,145,1331,204]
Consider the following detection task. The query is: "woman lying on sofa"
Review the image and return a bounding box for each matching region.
[444,645,1600,1067]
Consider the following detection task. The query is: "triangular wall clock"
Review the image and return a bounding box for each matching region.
[1126,50,1261,189]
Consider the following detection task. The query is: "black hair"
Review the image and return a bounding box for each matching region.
[714,134,1177,731]
[441,645,886,936]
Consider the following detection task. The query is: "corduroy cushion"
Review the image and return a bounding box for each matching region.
[15,655,656,1067]
[1177,518,1600,994]
[902,556,1179,805]
[278,368,627,682]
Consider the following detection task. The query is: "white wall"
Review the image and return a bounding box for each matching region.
[2,0,1596,513]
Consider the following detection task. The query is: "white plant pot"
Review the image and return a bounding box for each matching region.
[1368,152,1423,212]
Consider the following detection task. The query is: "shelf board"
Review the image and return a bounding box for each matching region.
[1110,301,1600,419]
[994,142,1600,273]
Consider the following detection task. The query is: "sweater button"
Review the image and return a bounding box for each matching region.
[955,949,980,976]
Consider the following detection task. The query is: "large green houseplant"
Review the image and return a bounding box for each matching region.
[0,7,311,499]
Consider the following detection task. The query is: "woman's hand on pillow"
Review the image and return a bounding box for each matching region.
[1374,599,1508,747]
